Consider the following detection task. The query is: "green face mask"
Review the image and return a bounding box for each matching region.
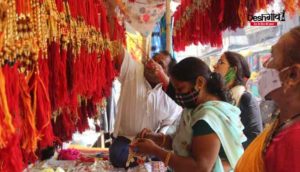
[225,67,236,84]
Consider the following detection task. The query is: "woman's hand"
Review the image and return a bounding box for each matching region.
[137,128,153,139]
[130,138,160,156]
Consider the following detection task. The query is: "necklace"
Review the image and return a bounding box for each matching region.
[263,113,300,154]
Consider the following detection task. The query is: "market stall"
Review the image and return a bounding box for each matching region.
[0,0,125,171]
[1,0,300,171]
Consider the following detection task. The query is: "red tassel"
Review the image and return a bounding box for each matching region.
[92,54,105,103]
[66,44,79,114]
[0,118,23,172]
[99,1,109,36]
[104,50,116,97]
[0,64,24,172]
[100,52,107,97]
[282,0,297,15]
[52,109,76,142]
[77,100,89,133]
[220,0,241,31]
[55,0,64,13]
[0,67,15,148]
[34,58,55,149]
[15,0,31,15]
[48,42,69,110]
[67,0,78,18]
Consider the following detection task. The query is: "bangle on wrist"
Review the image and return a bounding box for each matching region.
[164,151,172,167]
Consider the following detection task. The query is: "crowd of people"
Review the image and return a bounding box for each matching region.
[108,25,300,172]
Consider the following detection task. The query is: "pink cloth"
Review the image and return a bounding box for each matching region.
[264,121,300,172]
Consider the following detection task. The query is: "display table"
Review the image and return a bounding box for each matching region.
[25,146,167,172]
[25,160,166,172]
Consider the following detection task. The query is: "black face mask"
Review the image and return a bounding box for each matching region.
[175,88,199,108]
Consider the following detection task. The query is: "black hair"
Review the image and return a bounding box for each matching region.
[153,50,177,74]
[170,57,231,102]
[224,51,250,86]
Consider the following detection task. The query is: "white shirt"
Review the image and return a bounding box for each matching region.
[113,50,182,139]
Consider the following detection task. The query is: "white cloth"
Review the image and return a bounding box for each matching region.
[113,50,182,139]
[172,101,245,172]
[121,0,166,36]
[230,85,246,106]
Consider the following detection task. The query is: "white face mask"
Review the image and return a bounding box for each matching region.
[258,67,289,99]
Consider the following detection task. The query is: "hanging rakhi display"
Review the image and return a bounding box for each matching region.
[173,0,291,51]
[173,0,221,51]
[282,0,300,15]
[0,0,126,171]
[0,2,8,51]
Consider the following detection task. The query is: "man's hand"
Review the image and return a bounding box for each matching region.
[144,59,170,89]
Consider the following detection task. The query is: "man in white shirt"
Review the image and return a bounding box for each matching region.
[109,49,182,168]
[113,50,182,139]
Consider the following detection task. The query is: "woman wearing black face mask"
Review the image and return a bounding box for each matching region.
[132,57,246,172]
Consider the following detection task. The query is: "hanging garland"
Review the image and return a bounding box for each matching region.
[0,0,126,171]
[173,0,299,51]
[173,0,212,36]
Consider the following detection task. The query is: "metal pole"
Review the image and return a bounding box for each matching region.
[166,0,172,52]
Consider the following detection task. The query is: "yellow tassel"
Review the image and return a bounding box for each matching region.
[0,68,15,148]
[19,73,38,154]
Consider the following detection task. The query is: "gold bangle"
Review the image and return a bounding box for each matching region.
[164,151,172,167]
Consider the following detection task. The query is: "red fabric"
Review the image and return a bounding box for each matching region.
[264,122,300,172]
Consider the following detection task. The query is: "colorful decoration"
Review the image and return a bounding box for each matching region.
[172,0,300,51]
[0,0,125,171]
[173,0,223,50]
[115,0,166,36]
